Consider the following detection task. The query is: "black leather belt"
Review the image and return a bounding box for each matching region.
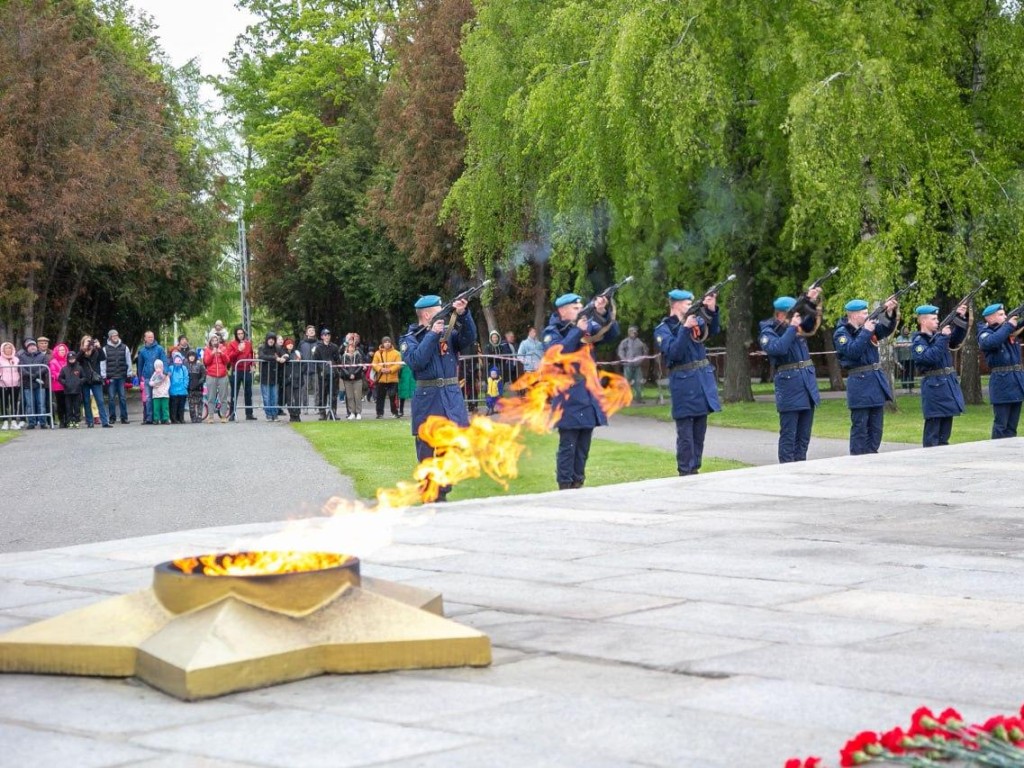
[776,360,814,373]
[848,363,882,375]
[669,359,709,373]
[416,377,460,388]
[991,365,1024,373]
[920,367,955,379]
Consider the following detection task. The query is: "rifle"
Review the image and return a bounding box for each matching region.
[411,279,492,338]
[578,275,635,321]
[684,274,737,319]
[866,280,918,323]
[938,279,988,332]
[786,266,840,321]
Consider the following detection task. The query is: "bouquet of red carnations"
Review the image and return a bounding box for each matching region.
[786,705,1024,767]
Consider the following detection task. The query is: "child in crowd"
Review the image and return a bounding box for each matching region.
[485,367,503,415]
[58,350,84,427]
[186,350,207,423]
[48,343,69,428]
[168,353,189,424]
[149,359,171,425]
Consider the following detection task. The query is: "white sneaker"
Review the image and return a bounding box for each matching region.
[355,414,362,420]
[346,414,355,420]
[1,422,8,430]
[17,421,25,429]
[10,422,21,430]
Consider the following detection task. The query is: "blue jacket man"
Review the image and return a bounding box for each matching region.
[399,294,476,502]
[542,292,619,489]
[977,303,1024,439]
[758,289,822,462]
[911,303,967,447]
[833,297,898,455]
[136,331,167,425]
[654,288,721,475]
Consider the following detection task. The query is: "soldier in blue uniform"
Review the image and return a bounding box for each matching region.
[758,289,822,463]
[543,292,619,489]
[976,303,1024,439]
[654,288,721,475]
[399,294,476,501]
[911,303,967,447]
[833,297,898,454]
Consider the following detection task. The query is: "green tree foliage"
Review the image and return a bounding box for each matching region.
[0,0,225,345]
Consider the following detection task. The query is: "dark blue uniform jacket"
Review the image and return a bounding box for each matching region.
[759,316,821,412]
[542,311,619,429]
[911,325,966,418]
[977,321,1024,405]
[654,310,722,419]
[399,310,477,435]
[833,315,896,409]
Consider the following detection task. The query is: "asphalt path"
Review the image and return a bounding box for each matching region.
[0,399,354,553]
[602,409,913,465]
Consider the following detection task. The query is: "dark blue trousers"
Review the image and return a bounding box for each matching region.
[416,437,451,500]
[556,427,593,487]
[849,406,884,455]
[992,402,1021,439]
[923,416,953,447]
[675,415,708,475]
[778,408,814,463]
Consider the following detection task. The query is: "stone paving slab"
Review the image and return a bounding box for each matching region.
[2,439,1024,766]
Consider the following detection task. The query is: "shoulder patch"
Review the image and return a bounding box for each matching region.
[543,334,552,343]
[980,332,990,340]
[759,335,769,346]
[655,336,662,344]
[914,344,924,353]
[837,335,847,345]
[400,342,408,352]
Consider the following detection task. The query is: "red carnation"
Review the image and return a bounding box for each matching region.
[880,726,908,754]
[840,731,881,766]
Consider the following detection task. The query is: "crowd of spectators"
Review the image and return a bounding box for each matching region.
[0,319,564,431]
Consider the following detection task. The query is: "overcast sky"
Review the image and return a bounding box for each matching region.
[130,0,257,79]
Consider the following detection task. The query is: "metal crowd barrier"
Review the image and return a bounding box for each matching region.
[228,358,337,420]
[0,363,55,429]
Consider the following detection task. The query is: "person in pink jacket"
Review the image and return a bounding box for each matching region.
[48,343,70,428]
[0,341,21,430]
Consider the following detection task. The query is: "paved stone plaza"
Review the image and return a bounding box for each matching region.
[2,439,1023,766]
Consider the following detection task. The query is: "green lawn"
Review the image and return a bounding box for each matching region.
[629,392,995,444]
[295,420,747,501]
[0,431,16,446]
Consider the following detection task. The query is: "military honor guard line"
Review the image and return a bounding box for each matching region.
[399,271,1024,496]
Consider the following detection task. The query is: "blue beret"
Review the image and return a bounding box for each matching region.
[668,289,694,301]
[844,299,868,312]
[982,303,1004,318]
[914,304,939,316]
[773,296,796,312]
[554,293,582,308]
[414,295,442,310]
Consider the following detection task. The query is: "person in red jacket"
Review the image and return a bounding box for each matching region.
[226,326,256,421]
[202,335,231,423]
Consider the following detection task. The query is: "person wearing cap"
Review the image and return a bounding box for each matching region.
[833,296,899,454]
[35,336,52,363]
[977,303,1024,439]
[911,302,967,447]
[17,338,50,429]
[185,349,206,423]
[312,328,341,419]
[617,325,649,405]
[542,290,619,490]
[104,329,133,424]
[758,287,823,462]
[654,288,720,475]
[399,293,477,501]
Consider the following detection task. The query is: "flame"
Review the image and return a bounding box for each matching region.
[173,551,353,576]
[376,343,632,505]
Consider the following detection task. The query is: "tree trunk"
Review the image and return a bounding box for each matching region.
[960,320,984,405]
[532,258,547,332]
[57,266,86,342]
[23,270,35,339]
[822,329,845,391]
[723,256,753,402]
[475,263,498,348]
